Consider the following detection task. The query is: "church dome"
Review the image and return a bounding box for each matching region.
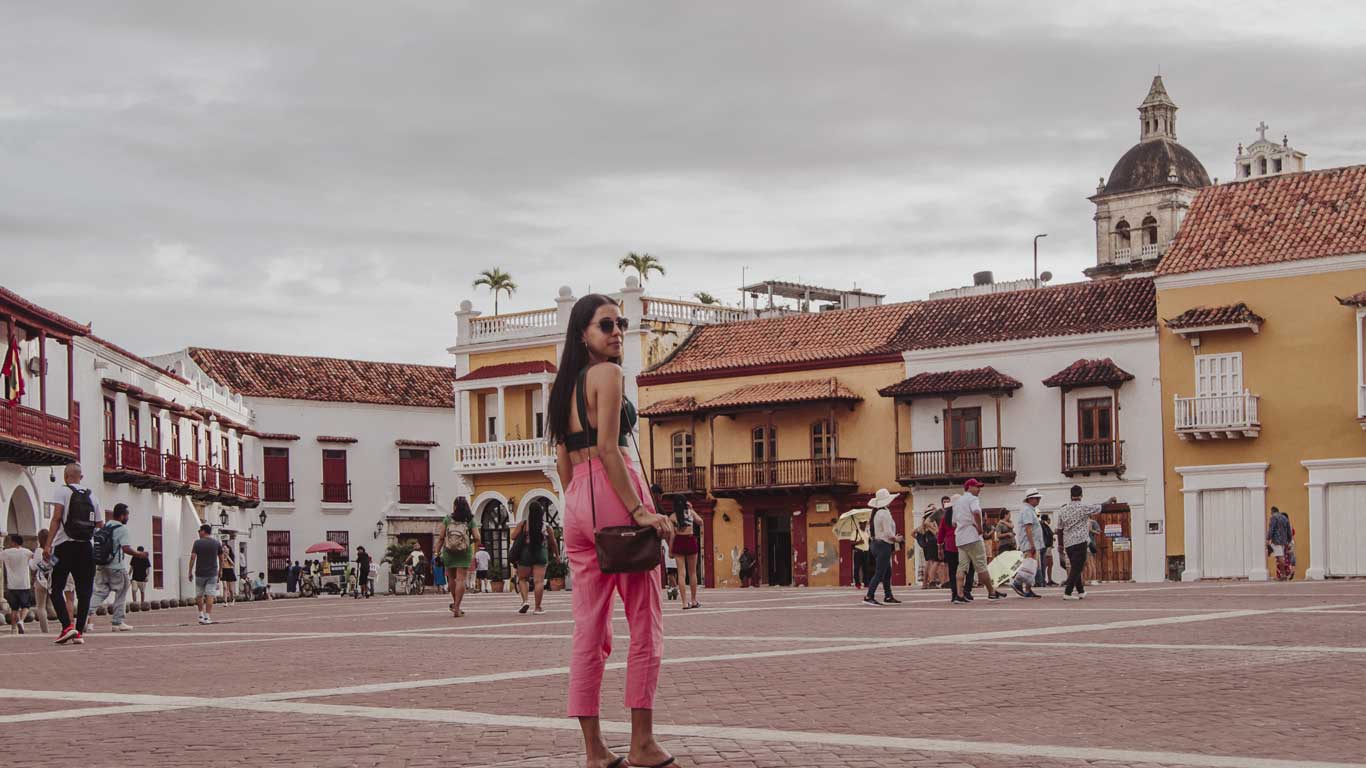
[1103,137,1211,196]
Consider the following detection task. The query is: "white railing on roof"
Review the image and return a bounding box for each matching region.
[642,297,749,325]
[1113,247,1133,264]
[468,308,559,343]
[1140,243,1161,259]
[453,438,554,471]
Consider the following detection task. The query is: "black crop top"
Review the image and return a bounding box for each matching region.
[565,366,637,450]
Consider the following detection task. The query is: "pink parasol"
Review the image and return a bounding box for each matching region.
[305,541,345,554]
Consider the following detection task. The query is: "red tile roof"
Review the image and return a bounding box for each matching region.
[1158,164,1366,276]
[1042,358,1135,389]
[188,348,454,409]
[879,367,1022,399]
[256,433,300,441]
[1163,303,1264,330]
[456,360,556,382]
[1336,291,1366,307]
[317,435,358,444]
[638,396,700,419]
[0,286,90,337]
[640,279,1155,384]
[395,439,440,447]
[699,378,862,412]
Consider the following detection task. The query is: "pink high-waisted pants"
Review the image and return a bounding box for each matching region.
[564,459,664,718]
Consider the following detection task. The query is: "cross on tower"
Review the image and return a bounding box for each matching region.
[1256,121,1269,142]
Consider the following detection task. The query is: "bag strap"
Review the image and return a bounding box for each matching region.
[574,367,599,533]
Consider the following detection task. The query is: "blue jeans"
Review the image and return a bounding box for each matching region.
[864,540,894,600]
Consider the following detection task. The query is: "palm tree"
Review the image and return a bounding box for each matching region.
[472,269,517,315]
[693,291,718,305]
[618,252,665,283]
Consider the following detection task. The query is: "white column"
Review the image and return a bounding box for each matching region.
[1247,484,1269,581]
[1180,488,1202,581]
[1305,480,1328,580]
[540,380,550,440]
[496,386,506,442]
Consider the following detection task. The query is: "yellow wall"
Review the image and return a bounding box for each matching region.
[469,345,557,370]
[1158,267,1366,578]
[471,471,556,512]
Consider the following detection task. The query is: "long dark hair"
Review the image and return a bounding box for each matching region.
[451,497,473,524]
[528,500,545,549]
[547,293,621,443]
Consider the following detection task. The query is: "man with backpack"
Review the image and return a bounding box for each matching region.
[45,462,102,645]
[91,503,147,631]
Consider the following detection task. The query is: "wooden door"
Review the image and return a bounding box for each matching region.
[398,449,431,503]
[760,511,792,586]
[1077,397,1115,467]
[1327,484,1366,577]
[945,407,982,473]
[262,448,291,501]
[1082,504,1133,582]
[1200,490,1249,578]
[322,449,348,501]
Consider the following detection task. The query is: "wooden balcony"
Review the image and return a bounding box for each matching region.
[651,466,707,496]
[322,481,352,504]
[711,458,856,497]
[131,445,166,490]
[263,479,294,503]
[398,482,435,505]
[1062,441,1125,477]
[896,447,1016,487]
[0,402,80,466]
[104,439,148,484]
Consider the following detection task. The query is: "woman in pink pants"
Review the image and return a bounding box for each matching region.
[549,293,677,768]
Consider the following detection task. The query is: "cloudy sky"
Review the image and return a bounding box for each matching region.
[4,2,1365,365]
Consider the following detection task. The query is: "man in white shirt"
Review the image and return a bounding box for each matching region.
[1010,490,1044,599]
[3,533,35,633]
[474,546,492,593]
[951,479,1006,602]
[862,489,904,607]
[46,462,103,644]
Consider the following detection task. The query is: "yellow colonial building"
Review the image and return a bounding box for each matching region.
[1155,163,1366,581]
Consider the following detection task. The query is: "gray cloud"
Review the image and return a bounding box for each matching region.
[3,1,1364,364]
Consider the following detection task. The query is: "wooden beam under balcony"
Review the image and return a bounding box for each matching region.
[711,458,855,497]
[895,447,1016,487]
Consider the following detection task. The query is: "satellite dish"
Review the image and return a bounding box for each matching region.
[1040,271,1054,283]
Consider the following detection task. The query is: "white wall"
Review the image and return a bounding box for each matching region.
[902,328,1167,582]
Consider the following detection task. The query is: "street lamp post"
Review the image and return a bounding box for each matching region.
[1033,233,1049,289]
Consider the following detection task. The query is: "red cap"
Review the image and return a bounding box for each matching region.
[964,478,984,489]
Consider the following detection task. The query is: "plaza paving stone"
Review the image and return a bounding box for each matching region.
[2,580,1364,767]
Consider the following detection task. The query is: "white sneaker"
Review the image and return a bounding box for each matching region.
[202,616,214,625]
[532,607,545,615]
[112,623,133,632]
[1077,593,1087,600]
[1063,593,1081,601]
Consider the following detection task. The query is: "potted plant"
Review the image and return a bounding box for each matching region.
[382,541,416,594]
[546,557,568,591]
[490,563,508,593]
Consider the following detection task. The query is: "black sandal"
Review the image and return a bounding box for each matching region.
[607,758,627,768]
[634,759,675,768]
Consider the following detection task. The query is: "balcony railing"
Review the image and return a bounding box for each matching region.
[0,402,80,466]
[1140,242,1161,259]
[642,297,749,325]
[1062,440,1125,476]
[468,308,559,343]
[711,458,856,495]
[1112,242,1163,265]
[164,454,189,486]
[1174,392,1261,439]
[263,479,294,502]
[896,447,1016,486]
[454,438,554,471]
[398,483,435,505]
[184,459,202,487]
[322,481,352,503]
[651,466,707,496]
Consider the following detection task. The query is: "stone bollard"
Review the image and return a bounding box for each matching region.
[140,602,150,612]
[128,602,140,613]
[94,605,107,616]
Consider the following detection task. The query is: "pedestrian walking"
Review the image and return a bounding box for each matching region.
[1011,490,1044,599]
[992,510,1016,556]
[1039,516,1057,587]
[1056,485,1116,600]
[30,529,52,634]
[1267,506,1294,581]
[438,497,480,618]
[914,506,946,589]
[738,547,759,588]
[218,542,237,606]
[850,520,868,589]
[511,499,556,615]
[670,497,704,610]
[356,547,372,598]
[129,546,150,605]
[548,293,676,768]
[936,495,967,602]
[3,533,35,634]
[91,503,147,631]
[46,462,101,645]
[951,479,1007,603]
[287,561,300,594]
[862,488,903,606]
[188,524,222,624]
[474,545,491,593]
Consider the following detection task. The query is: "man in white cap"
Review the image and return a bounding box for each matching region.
[862,489,903,606]
[1012,489,1045,599]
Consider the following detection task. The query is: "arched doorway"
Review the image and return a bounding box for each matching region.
[477,497,511,578]
[5,484,38,544]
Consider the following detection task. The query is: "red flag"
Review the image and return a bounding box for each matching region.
[2,331,25,406]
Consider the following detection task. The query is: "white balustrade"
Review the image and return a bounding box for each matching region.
[1140,243,1161,259]
[1174,392,1261,435]
[1113,247,1133,264]
[468,308,559,342]
[642,297,749,325]
[454,438,554,470]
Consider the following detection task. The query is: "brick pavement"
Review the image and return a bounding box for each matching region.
[2,580,1364,767]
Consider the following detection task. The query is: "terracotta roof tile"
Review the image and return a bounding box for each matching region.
[879,367,1022,398]
[456,360,556,381]
[317,435,358,444]
[1041,358,1135,389]
[395,439,440,447]
[188,348,454,409]
[640,279,1155,383]
[1336,291,1366,307]
[699,378,862,411]
[638,396,699,418]
[0,286,90,337]
[1163,303,1264,330]
[256,433,300,441]
[1158,164,1366,276]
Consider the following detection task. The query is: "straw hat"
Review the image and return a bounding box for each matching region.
[868,488,898,509]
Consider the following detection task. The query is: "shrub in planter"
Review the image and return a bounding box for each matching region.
[545,558,569,591]
[490,564,509,593]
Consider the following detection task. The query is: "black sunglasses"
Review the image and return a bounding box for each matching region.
[595,317,629,334]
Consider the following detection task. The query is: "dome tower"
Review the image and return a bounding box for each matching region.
[1086,76,1211,280]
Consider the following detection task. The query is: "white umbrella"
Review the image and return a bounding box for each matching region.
[832,508,872,541]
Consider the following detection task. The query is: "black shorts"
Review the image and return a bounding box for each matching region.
[476,570,489,579]
[5,588,35,609]
[221,569,238,582]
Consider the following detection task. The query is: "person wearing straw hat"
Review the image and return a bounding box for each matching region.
[1011,489,1045,599]
[862,489,903,607]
